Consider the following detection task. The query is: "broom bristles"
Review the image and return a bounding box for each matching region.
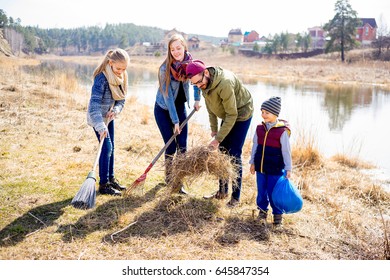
[71,177,96,209]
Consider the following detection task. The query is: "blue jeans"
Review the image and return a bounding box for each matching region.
[256,172,283,215]
[94,120,115,185]
[218,117,252,201]
[154,102,188,157]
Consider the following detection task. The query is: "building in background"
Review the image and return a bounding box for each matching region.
[308,18,377,49]
[308,26,326,49]
[356,18,377,46]
[228,28,243,46]
[187,36,200,51]
[244,30,259,43]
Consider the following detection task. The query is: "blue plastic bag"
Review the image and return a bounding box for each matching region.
[272,176,303,214]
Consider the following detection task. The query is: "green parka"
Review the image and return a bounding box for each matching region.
[201,67,254,142]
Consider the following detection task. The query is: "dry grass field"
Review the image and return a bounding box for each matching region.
[0,51,389,261]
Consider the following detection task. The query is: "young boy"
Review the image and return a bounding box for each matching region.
[249,96,292,227]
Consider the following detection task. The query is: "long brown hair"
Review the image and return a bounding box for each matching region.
[93,48,130,78]
[158,34,188,96]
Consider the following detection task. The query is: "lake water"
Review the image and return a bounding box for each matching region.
[133,79,390,181]
[25,61,390,188]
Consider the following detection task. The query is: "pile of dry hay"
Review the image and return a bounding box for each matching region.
[167,146,238,189]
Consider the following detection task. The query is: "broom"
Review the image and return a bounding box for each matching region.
[124,108,196,196]
[71,125,107,209]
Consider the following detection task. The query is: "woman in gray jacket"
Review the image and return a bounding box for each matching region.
[87,48,130,196]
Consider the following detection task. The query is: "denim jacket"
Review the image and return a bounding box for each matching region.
[87,72,126,132]
[155,63,200,124]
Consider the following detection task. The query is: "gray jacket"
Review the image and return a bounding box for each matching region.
[87,72,125,132]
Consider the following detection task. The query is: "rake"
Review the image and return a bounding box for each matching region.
[124,108,196,196]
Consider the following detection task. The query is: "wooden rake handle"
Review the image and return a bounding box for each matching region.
[125,109,196,194]
[92,136,105,172]
[92,117,113,172]
[149,108,197,167]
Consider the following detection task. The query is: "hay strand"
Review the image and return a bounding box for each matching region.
[168,146,238,188]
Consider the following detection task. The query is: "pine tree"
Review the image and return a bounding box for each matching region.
[323,0,361,62]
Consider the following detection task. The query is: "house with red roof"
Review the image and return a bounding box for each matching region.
[356,18,377,46]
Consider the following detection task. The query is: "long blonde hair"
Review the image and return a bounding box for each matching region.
[159,34,188,96]
[93,48,130,78]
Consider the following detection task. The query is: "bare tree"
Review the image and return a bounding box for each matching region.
[372,14,389,59]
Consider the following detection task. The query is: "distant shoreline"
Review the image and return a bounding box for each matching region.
[35,49,390,90]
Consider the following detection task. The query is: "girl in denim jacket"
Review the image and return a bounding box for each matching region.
[87,48,130,196]
[154,34,200,193]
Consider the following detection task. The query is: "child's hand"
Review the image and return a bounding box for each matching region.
[95,122,108,140]
[98,127,108,140]
[106,110,116,122]
[250,164,255,175]
[285,170,291,179]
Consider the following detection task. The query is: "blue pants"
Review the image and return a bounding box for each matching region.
[154,102,188,157]
[218,117,252,201]
[256,172,283,215]
[94,120,115,185]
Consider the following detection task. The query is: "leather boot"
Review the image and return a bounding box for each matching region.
[164,155,173,186]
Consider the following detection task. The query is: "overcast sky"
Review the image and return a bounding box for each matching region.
[1,0,389,37]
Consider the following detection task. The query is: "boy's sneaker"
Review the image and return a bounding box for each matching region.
[273,214,283,228]
[109,177,126,191]
[258,209,268,224]
[99,182,122,196]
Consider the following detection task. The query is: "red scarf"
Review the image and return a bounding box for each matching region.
[170,51,193,81]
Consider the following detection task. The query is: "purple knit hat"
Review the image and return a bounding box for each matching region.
[185,60,206,78]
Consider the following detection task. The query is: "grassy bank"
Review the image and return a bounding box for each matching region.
[0,54,389,260]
